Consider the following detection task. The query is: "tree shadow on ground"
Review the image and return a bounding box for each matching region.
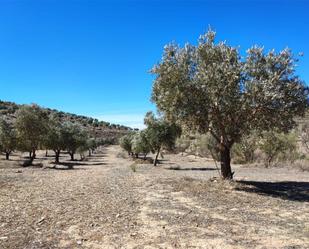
[45,166,87,171]
[49,161,106,168]
[88,154,106,158]
[235,180,309,202]
[167,166,217,171]
[83,160,105,163]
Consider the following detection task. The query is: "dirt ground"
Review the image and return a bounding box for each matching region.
[0,146,308,249]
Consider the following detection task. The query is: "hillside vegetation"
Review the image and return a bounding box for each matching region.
[0,100,133,141]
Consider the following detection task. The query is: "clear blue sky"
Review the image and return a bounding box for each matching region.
[0,0,308,128]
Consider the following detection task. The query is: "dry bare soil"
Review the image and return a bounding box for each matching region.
[1,146,309,249]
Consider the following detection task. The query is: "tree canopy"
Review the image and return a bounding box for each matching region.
[151,29,308,179]
[144,112,181,166]
[15,104,48,162]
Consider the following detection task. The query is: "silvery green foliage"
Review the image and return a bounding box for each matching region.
[144,111,181,152]
[44,115,67,152]
[15,104,48,152]
[61,121,87,155]
[119,133,134,154]
[151,29,308,147]
[131,131,151,156]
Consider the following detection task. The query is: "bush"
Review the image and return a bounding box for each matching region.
[259,131,299,167]
[232,134,258,164]
[175,136,191,154]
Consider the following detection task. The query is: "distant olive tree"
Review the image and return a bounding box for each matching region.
[144,112,181,166]
[15,104,48,163]
[131,131,152,159]
[43,115,66,163]
[0,119,17,160]
[151,29,308,179]
[259,131,298,167]
[119,133,134,156]
[61,122,87,161]
[87,138,97,156]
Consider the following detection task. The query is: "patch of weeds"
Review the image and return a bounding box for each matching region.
[130,163,137,172]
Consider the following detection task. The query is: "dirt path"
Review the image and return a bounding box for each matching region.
[1,146,309,248]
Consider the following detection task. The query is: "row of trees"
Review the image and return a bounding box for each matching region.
[150,29,308,179]
[0,104,103,164]
[120,112,181,166]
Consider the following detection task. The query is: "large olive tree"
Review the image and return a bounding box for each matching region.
[151,29,308,179]
[43,115,66,163]
[15,104,48,163]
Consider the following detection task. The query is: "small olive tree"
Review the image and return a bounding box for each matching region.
[151,29,308,179]
[131,131,152,159]
[144,112,181,166]
[119,133,134,156]
[15,104,48,163]
[62,122,87,161]
[0,119,17,160]
[259,131,298,167]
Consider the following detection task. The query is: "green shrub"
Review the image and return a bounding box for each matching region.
[259,131,298,167]
[232,134,258,164]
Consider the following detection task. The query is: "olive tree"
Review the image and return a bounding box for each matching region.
[119,133,134,156]
[151,29,308,179]
[144,112,181,166]
[43,115,66,163]
[131,131,152,159]
[15,104,48,163]
[0,119,17,160]
[61,122,87,161]
[87,138,97,156]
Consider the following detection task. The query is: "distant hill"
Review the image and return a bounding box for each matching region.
[0,100,136,142]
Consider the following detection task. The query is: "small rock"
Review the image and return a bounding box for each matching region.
[77,240,82,245]
[15,170,22,173]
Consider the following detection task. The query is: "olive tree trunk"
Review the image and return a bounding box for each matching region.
[54,150,60,163]
[69,152,74,161]
[5,151,10,160]
[154,147,161,166]
[29,149,36,164]
[220,146,233,179]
